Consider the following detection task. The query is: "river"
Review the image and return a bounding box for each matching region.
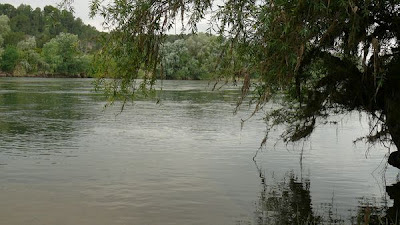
[0,78,399,224]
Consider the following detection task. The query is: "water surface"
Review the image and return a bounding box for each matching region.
[0,78,398,224]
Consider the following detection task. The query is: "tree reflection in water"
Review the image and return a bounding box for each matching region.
[252,166,323,225]
[383,182,400,224]
[246,162,400,225]
[350,181,400,225]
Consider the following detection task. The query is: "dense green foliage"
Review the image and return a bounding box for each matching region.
[14,36,44,75]
[0,15,10,51]
[1,45,18,72]
[0,3,101,76]
[0,4,99,48]
[161,33,222,80]
[0,3,230,79]
[42,33,90,75]
[65,0,400,158]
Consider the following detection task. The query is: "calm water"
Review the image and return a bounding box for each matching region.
[0,78,399,224]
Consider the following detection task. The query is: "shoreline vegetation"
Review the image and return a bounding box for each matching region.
[0,4,258,81]
[0,73,215,79]
[0,4,100,78]
[0,72,90,78]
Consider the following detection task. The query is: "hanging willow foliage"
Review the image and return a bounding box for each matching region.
[61,0,400,153]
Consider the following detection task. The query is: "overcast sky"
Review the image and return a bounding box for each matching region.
[0,0,104,30]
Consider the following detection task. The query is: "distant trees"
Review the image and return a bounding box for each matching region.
[1,46,18,73]
[0,15,10,55]
[0,3,252,80]
[91,31,228,81]
[160,33,221,80]
[42,33,89,75]
[0,4,100,49]
[0,3,100,76]
[14,37,45,75]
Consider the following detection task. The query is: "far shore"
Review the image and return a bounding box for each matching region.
[0,72,91,78]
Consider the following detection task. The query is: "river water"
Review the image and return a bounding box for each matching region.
[0,78,399,224]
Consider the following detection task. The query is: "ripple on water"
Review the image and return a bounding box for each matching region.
[0,78,399,224]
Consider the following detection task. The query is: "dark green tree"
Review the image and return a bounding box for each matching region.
[42,32,88,75]
[0,3,101,50]
[1,45,19,72]
[31,7,45,35]
[10,5,32,34]
[3,31,25,47]
[0,15,11,50]
[0,4,16,19]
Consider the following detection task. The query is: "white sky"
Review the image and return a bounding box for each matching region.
[0,0,104,30]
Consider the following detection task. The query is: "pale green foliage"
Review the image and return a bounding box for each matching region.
[0,15,11,53]
[0,35,3,49]
[0,15,10,36]
[16,37,46,74]
[184,34,221,79]
[42,38,61,73]
[17,37,36,51]
[42,32,88,75]
[161,40,189,79]
[160,33,222,80]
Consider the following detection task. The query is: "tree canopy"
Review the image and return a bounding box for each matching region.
[0,3,102,76]
[62,0,400,165]
[0,15,11,54]
[161,33,222,80]
[0,3,100,48]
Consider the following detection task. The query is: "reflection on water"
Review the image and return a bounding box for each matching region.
[254,170,321,224]
[248,162,400,224]
[385,182,400,224]
[1,78,400,224]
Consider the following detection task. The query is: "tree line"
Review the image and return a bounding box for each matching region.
[0,4,99,48]
[0,3,99,77]
[92,32,236,81]
[0,3,234,80]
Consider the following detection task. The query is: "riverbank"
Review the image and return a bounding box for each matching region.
[0,72,91,78]
[0,73,209,80]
